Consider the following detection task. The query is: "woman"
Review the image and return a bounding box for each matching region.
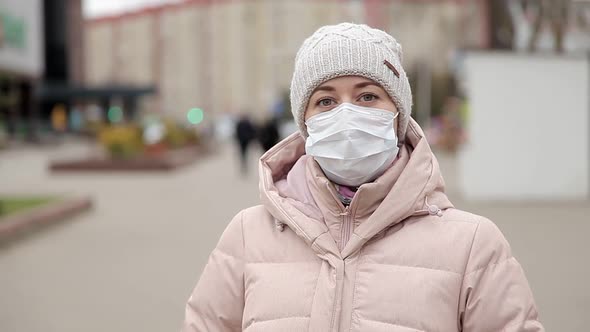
[182,23,544,332]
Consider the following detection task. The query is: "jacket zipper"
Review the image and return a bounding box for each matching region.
[330,259,346,331]
[327,188,356,330]
[339,206,352,251]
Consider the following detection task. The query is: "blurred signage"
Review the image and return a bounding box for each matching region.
[0,0,43,77]
[0,10,26,49]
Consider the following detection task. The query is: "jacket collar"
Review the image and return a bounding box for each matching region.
[259,118,453,259]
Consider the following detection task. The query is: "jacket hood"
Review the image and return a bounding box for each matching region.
[259,118,453,259]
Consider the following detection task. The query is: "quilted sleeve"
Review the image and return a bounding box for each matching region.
[181,211,245,332]
[459,217,544,332]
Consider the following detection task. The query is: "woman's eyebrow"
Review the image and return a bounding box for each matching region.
[313,85,335,93]
[354,81,380,89]
[310,85,335,99]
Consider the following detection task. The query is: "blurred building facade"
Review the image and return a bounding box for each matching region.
[83,0,488,124]
[1,0,156,140]
[0,0,44,139]
[0,0,87,138]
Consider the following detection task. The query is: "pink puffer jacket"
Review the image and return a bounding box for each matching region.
[182,119,544,332]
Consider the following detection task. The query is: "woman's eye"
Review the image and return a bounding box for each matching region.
[360,94,378,102]
[318,99,333,107]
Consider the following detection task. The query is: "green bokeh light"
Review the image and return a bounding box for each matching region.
[108,106,124,123]
[187,108,204,125]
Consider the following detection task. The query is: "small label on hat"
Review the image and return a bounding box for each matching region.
[384,60,400,78]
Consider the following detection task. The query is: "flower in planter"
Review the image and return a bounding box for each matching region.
[143,121,167,156]
[143,122,166,145]
[163,119,191,149]
[98,125,143,159]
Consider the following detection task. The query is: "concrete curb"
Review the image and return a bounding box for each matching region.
[49,146,209,172]
[0,196,93,242]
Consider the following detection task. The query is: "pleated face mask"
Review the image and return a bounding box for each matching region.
[305,102,399,187]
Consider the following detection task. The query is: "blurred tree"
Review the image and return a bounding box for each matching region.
[547,0,571,53]
[575,5,587,27]
[573,0,590,34]
[508,0,572,53]
[489,0,515,50]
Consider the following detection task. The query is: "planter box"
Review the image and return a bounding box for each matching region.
[49,145,205,172]
[0,196,92,242]
[458,52,589,200]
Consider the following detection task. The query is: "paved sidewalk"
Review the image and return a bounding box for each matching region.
[0,142,588,331]
[0,142,260,332]
[437,151,590,332]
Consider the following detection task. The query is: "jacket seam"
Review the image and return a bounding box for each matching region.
[457,218,482,330]
[309,262,323,329]
[330,269,339,331]
[408,121,422,138]
[311,231,328,255]
[349,250,363,332]
[244,315,310,331]
[461,218,482,278]
[246,261,319,265]
[360,261,463,276]
[213,247,241,261]
[355,317,424,331]
[440,218,481,224]
[211,212,247,261]
[464,256,515,278]
[239,210,246,319]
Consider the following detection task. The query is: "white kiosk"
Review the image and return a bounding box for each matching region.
[459,52,589,200]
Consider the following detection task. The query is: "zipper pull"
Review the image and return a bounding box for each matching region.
[275,219,285,232]
[339,206,350,216]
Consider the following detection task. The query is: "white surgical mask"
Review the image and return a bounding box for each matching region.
[305,102,399,187]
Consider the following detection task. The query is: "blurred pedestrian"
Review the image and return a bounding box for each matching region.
[234,113,256,174]
[182,23,544,332]
[257,116,280,152]
[51,103,67,133]
[214,111,236,142]
[69,104,84,133]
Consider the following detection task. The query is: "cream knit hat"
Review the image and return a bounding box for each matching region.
[290,23,413,141]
